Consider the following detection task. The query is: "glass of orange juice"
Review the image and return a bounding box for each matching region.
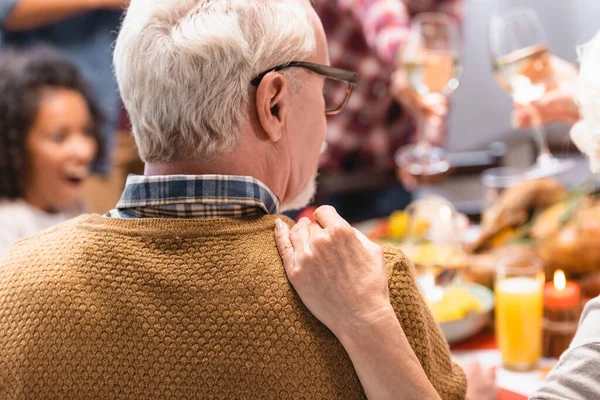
[495,253,544,372]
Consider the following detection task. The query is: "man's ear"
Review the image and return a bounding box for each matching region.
[256,73,288,143]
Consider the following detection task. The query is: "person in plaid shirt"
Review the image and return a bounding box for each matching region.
[313,0,463,221]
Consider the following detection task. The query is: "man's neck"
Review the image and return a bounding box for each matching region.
[143,127,291,206]
[145,157,260,179]
[143,153,287,202]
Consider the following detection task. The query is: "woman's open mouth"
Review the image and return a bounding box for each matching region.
[62,170,89,187]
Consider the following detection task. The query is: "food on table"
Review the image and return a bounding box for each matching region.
[405,197,463,244]
[388,210,410,239]
[471,177,600,280]
[363,197,469,292]
[535,203,600,276]
[426,285,483,322]
[399,198,468,290]
[403,243,465,269]
[366,218,391,241]
[464,244,536,289]
[486,226,520,249]
[529,200,572,239]
[367,196,469,243]
[472,178,567,252]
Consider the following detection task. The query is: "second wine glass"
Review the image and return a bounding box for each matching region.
[395,12,462,185]
[489,7,575,179]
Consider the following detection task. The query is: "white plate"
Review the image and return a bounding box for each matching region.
[437,283,494,344]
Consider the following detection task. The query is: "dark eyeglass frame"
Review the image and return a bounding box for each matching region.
[250,61,359,115]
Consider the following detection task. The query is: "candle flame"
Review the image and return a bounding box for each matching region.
[554,269,566,291]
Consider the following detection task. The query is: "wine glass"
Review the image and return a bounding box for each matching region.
[401,197,468,303]
[489,7,575,179]
[395,12,462,185]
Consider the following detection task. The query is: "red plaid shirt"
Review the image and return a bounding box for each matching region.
[315,0,462,172]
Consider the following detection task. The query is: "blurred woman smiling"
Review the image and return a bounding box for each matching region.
[0,47,103,255]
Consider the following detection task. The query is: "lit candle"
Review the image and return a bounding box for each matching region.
[544,270,581,309]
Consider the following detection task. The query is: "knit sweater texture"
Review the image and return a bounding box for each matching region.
[0,214,466,399]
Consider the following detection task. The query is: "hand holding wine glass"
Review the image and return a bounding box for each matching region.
[394,12,462,188]
[489,7,575,179]
[390,68,449,125]
[512,56,580,128]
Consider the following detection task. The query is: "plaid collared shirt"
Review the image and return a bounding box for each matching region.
[315,0,462,172]
[106,175,280,219]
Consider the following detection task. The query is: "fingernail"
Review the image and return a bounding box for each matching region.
[275,218,283,230]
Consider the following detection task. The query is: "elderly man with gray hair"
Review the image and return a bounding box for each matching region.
[0,0,466,399]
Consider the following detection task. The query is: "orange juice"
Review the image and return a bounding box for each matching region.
[495,276,543,371]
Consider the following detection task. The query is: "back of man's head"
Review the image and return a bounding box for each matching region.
[114,0,315,164]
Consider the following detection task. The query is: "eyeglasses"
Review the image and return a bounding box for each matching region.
[251,61,359,115]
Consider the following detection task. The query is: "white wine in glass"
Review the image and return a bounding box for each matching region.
[493,44,553,104]
[489,8,574,179]
[405,52,461,100]
[396,12,462,185]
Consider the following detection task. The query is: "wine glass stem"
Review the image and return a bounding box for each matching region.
[416,116,428,147]
[417,114,442,149]
[526,105,552,162]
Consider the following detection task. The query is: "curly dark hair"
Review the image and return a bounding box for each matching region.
[0,46,105,200]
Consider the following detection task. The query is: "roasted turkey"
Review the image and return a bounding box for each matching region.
[471,178,600,278]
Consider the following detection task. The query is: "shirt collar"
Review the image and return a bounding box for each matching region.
[108,174,280,218]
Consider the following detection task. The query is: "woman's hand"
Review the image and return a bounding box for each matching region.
[390,69,449,123]
[274,206,392,338]
[513,56,580,128]
[274,206,443,400]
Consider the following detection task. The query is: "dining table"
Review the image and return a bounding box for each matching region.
[451,329,558,400]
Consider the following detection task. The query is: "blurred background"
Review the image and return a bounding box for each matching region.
[449,0,600,152]
[422,0,600,214]
[1,0,598,218]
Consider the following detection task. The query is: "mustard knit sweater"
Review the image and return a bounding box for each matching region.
[0,214,465,399]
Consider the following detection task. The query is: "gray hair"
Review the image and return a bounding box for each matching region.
[114,0,316,163]
[572,30,600,172]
